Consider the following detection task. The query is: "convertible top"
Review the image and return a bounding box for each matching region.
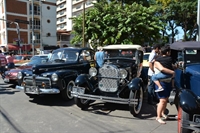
[103,44,143,51]
[170,41,200,50]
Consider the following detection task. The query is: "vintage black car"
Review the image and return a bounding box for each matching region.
[169,41,200,133]
[71,45,145,116]
[16,47,95,100]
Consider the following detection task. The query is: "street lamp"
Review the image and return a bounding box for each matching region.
[31,0,35,55]
[82,0,86,47]
[0,18,21,54]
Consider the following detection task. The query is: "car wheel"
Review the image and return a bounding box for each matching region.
[178,106,193,133]
[129,84,143,117]
[74,85,90,110]
[61,80,75,100]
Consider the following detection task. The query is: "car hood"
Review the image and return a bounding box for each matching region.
[186,64,200,78]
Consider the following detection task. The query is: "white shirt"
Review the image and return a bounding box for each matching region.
[148,50,157,76]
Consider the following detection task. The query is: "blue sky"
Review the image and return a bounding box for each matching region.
[175,27,184,40]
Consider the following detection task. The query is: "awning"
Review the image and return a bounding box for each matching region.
[8,44,19,50]
[21,45,32,51]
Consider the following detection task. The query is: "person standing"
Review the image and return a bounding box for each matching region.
[6,52,15,70]
[147,44,161,105]
[0,50,7,78]
[153,61,174,124]
[94,46,104,68]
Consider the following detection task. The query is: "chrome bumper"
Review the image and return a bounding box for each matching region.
[15,85,60,94]
[72,87,138,105]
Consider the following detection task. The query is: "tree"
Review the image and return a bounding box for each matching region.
[71,1,163,47]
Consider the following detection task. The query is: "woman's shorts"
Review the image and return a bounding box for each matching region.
[155,81,172,99]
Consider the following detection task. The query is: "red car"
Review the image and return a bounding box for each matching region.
[4,55,48,85]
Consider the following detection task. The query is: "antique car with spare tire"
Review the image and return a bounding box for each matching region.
[169,41,200,133]
[71,44,145,117]
[16,47,95,100]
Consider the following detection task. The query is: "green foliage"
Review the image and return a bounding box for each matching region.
[71,1,163,47]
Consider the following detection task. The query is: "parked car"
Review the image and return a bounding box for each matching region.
[72,45,145,117]
[4,55,48,85]
[16,47,95,100]
[169,41,200,133]
[14,55,33,67]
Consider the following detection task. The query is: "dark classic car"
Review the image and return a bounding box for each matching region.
[169,41,200,133]
[16,47,95,100]
[4,55,48,84]
[71,45,145,116]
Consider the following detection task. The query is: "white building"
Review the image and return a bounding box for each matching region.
[56,0,97,47]
[0,0,57,54]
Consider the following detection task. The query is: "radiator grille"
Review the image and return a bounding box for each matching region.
[98,65,119,92]
[24,76,51,89]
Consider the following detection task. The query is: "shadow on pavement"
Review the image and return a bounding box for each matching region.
[0,85,20,95]
[29,94,75,107]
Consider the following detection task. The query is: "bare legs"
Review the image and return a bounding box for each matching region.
[156,98,168,124]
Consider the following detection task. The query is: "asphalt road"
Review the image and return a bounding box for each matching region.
[0,78,178,133]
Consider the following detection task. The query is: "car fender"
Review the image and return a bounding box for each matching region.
[128,77,142,91]
[177,89,200,114]
[74,74,95,91]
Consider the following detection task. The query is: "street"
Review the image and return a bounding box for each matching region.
[0,78,178,133]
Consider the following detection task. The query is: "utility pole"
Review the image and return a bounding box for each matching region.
[197,0,200,41]
[31,0,35,55]
[82,0,86,47]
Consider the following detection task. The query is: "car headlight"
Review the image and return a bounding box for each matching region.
[17,72,23,79]
[119,69,127,79]
[89,67,97,77]
[51,73,58,81]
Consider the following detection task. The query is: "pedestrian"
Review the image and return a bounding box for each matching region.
[48,50,53,60]
[147,44,161,105]
[6,52,15,70]
[153,61,174,124]
[94,46,104,68]
[152,45,176,92]
[0,50,7,78]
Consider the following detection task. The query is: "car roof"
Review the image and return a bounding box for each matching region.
[53,47,92,52]
[103,44,143,51]
[170,41,200,50]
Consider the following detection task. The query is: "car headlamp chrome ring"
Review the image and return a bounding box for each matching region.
[89,67,97,77]
[51,73,58,81]
[17,72,23,79]
[119,69,127,79]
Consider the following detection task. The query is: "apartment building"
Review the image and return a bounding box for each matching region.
[0,0,57,54]
[56,0,97,47]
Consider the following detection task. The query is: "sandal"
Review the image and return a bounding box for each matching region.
[156,118,166,124]
[162,114,169,120]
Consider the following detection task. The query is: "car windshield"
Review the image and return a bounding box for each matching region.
[185,49,200,64]
[27,56,48,65]
[49,49,78,62]
[104,49,136,59]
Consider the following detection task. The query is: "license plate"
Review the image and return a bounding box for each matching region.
[26,87,36,92]
[73,87,85,94]
[4,78,9,82]
[193,114,200,123]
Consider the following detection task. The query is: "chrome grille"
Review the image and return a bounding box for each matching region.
[98,65,119,92]
[24,76,51,89]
